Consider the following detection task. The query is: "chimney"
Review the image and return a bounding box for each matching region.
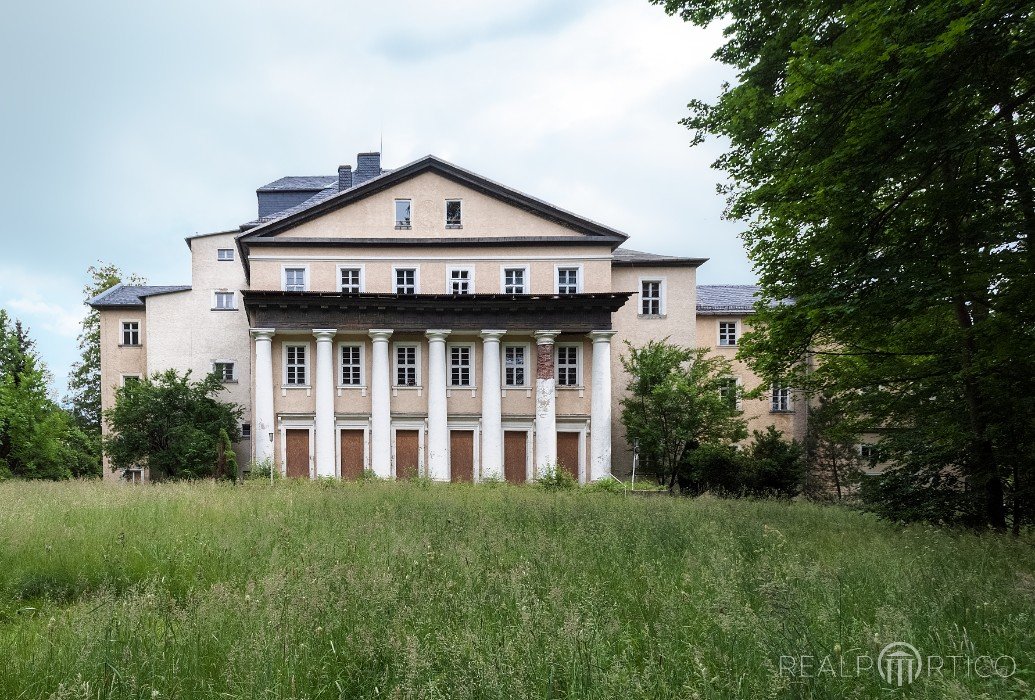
[338,164,353,191]
[355,152,381,185]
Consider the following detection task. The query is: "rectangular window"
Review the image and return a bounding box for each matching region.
[340,345,363,386]
[445,199,462,227]
[217,248,234,261]
[395,199,412,228]
[395,268,417,294]
[556,345,579,386]
[448,268,472,295]
[284,267,307,292]
[718,377,738,409]
[121,375,141,386]
[503,268,526,294]
[557,267,579,294]
[241,423,251,439]
[285,345,307,385]
[395,346,418,386]
[340,268,362,293]
[121,321,140,346]
[504,345,527,387]
[214,291,235,310]
[449,345,473,386]
[859,444,880,462]
[213,361,235,382]
[641,280,662,315]
[718,321,738,346]
[771,384,791,412]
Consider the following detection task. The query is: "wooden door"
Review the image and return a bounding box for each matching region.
[450,430,475,482]
[556,431,580,481]
[504,430,527,484]
[395,430,420,480]
[285,429,310,479]
[340,429,364,480]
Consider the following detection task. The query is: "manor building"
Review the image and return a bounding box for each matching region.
[90,153,804,483]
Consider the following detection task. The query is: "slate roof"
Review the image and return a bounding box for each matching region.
[612,247,707,267]
[87,284,191,309]
[696,284,762,314]
[256,176,337,192]
[242,169,396,229]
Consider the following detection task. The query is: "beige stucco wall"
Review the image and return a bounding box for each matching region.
[99,308,148,481]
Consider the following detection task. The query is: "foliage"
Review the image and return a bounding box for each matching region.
[103,369,242,480]
[621,340,747,490]
[214,428,238,482]
[745,426,806,498]
[805,395,866,500]
[653,0,1035,530]
[679,443,749,495]
[536,463,578,490]
[859,464,986,526]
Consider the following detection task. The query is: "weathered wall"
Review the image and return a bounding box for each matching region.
[99,308,148,482]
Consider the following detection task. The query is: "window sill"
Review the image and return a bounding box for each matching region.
[393,385,423,390]
[282,384,311,390]
[211,308,238,312]
[337,384,367,390]
[770,409,794,414]
[394,224,412,230]
[717,344,738,348]
[339,290,363,294]
[221,380,239,384]
[557,385,585,390]
[638,314,667,319]
[118,344,143,348]
[445,224,463,229]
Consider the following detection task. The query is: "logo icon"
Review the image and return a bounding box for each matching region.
[878,642,923,686]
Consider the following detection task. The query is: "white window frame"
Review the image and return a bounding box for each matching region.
[502,342,530,388]
[394,199,412,228]
[500,265,530,294]
[445,266,475,295]
[338,342,365,388]
[392,266,420,294]
[393,342,421,388]
[337,264,365,293]
[445,199,463,228]
[213,290,236,310]
[447,342,476,388]
[771,383,792,412]
[718,376,742,410]
[120,320,141,346]
[120,374,142,387]
[216,248,234,262]
[555,264,583,294]
[212,360,236,383]
[555,342,582,387]
[282,264,309,292]
[639,277,666,316]
[718,320,739,347]
[283,342,311,387]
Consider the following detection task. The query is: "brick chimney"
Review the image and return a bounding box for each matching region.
[355,152,381,185]
[338,164,353,191]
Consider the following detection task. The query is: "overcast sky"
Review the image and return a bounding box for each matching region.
[0,0,748,396]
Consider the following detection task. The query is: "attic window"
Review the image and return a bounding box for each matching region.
[446,200,462,228]
[217,248,234,261]
[395,200,411,229]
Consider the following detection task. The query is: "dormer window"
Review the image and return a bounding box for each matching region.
[395,200,412,229]
[446,200,462,228]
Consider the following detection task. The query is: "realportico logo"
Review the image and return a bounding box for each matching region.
[778,641,1017,687]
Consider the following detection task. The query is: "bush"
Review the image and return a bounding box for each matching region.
[537,464,577,490]
[859,464,985,526]
[745,427,806,498]
[679,445,749,495]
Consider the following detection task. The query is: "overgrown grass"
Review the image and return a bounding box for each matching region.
[0,480,1032,699]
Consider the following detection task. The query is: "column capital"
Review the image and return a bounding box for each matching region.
[425,329,452,342]
[534,330,561,345]
[368,329,394,342]
[250,328,276,340]
[479,329,507,341]
[313,328,338,341]
[587,330,617,343]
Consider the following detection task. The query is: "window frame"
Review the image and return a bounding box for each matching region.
[337,264,365,294]
[213,290,237,311]
[717,320,740,347]
[212,360,237,383]
[120,320,141,347]
[554,264,583,294]
[770,383,792,413]
[281,265,309,293]
[445,266,475,295]
[445,199,463,228]
[394,199,413,229]
[282,342,310,387]
[447,342,476,388]
[392,266,420,295]
[120,374,142,387]
[216,248,234,262]
[638,277,666,316]
[555,342,583,387]
[717,376,742,410]
[338,342,366,388]
[500,265,530,294]
[241,423,252,439]
[393,342,421,388]
[502,342,530,388]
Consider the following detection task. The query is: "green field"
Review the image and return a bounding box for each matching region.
[0,481,1032,699]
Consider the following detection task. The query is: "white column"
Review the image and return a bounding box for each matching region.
[533,330,560,476]
[250,328,276,467]
[425,329,451,481]
[369,329,394,478]
[479,330,506,480]
[313,329,337,478]
[588,330,616,482]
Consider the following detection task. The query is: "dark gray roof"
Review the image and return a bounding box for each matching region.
[696,285,761,314]
[256,176,337,192]
[612,247,707,267]
[242,169,397,229]
[88,284,191,309]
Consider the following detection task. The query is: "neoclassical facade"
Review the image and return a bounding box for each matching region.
[91,152,801,483]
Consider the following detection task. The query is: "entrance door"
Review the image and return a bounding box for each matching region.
[556,431,580,482]
[450,430,475,482]
[504,430,527,484]
[395,430,420,480]
[340,429,364,480]
[285,429,310,478]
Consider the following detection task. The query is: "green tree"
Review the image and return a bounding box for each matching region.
[804,395,866,501]
[652,0,1035,529]
[621,340,747,491]
[103,369,243,480]
[745,426,806,498]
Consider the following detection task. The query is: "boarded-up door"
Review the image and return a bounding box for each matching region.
[395,430,420,480]
[340,429,364,480]
[285,429,310,479]
[556,431,580,481]
[450,430,474,482]
[504,431,527,484]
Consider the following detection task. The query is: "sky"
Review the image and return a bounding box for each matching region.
[0,0,748,397]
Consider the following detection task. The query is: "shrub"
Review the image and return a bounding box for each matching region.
[745,427,806,498]
[679,444,749,495]
[537,464,577,490]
